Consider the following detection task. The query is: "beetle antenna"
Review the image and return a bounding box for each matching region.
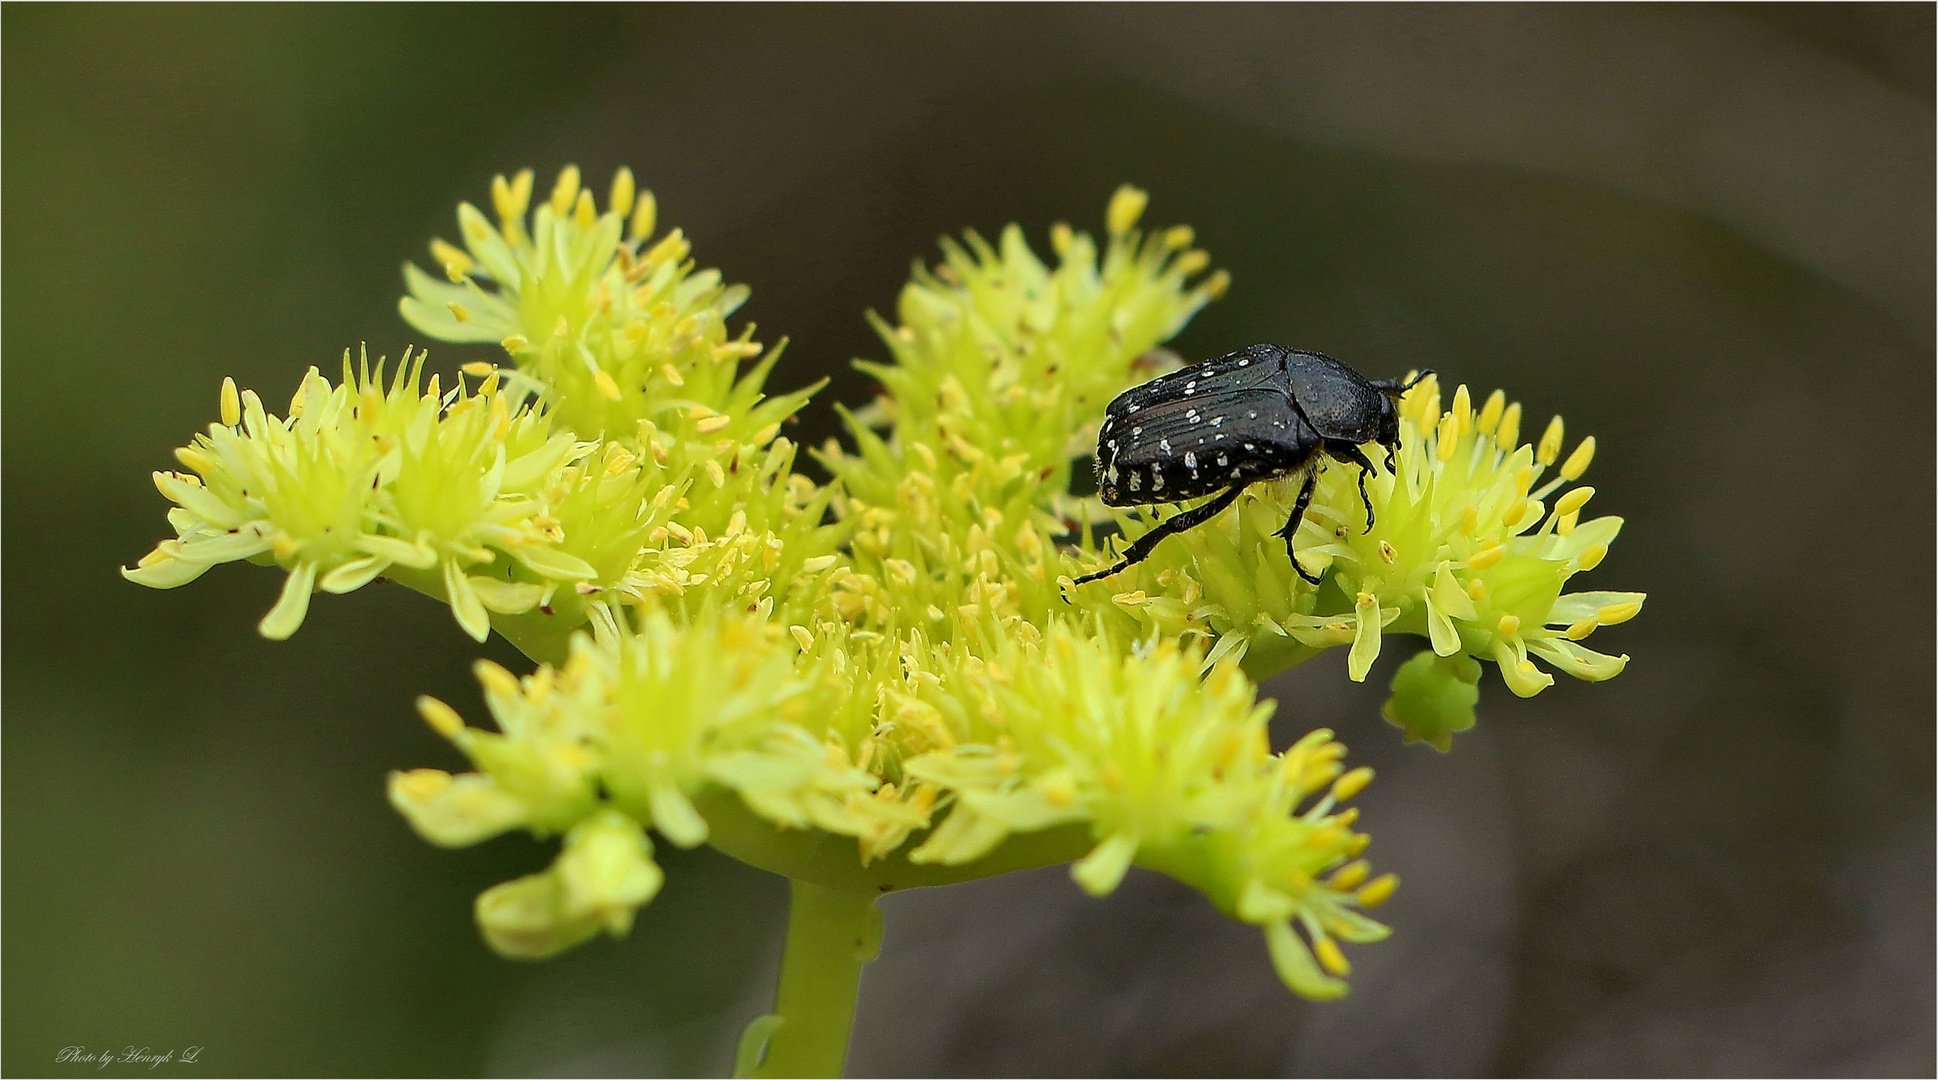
[1373,369,1436,397]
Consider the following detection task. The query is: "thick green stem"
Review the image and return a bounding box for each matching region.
[749,880,881,1078]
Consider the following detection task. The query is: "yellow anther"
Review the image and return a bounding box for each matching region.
[1175,250,1210,275]
[174,446,214,474]
[608,166,636,217]
[644,227,688,267]
[1577,544,1608,572]
[1162,225,1195,249]
[1555,486,1595,516]
[1378,539,1398,564]
[788,624,815,651]
[553,315,570,338]
[1476,389,1505,435]
[492,169,533,223]
[477,369,500,397]
[1202,269,1231,299]
[395,768,453,800]
[1596,600,1641,625]
[1328,860,1371,892]
[271,532,297,559]
[430,238,474,280]
[423,374,439,402]
[1106,184,1149,234]
[461,361,495,377]
[500,334,528,355]
[1496,613,1521,636]
[1312,935,1351,977]
[753,422,781,444]
[1449,384,1472,434]
[696,415,731,434]
[1436,413,1460,460]
[1566,617,1598,640]
[1459,506,1478,534]
[416,696,466,739]
[359,383,384,421]
[1557,510,1578,536]
[548,164,581,215]
[658,362,684,387]
[1467,578,1487,602]
[628,188,658,240]
[1331,766,1374,802]
[1537,415,1565,464]
[447,301,471,322]
[1468,543,1506,570]
[1041,772,1078,807]
[594,370,621,401]
[1502,498,1529,528]
[1357,873,1398,908]
[1050,221,1074,254]
[220,377,241,427]
[1495,401,1521,450]
[572,188,597,229]
[1514,464,1535,497]
[1560,436,1596,480]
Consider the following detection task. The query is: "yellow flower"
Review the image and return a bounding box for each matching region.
[123,350,589,642]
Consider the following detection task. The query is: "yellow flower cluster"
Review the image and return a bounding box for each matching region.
[125,166,1646,1005]
[1077,375,1642,747]
[122,352,585,641]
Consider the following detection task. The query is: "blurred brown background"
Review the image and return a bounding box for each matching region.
[5,5,1932,1076]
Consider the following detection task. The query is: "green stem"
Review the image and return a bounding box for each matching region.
[749,879,882,1078]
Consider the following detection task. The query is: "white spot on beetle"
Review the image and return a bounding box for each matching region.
[1159,438,1171,453]
[1152,472,1164,491]
[1238,358,1250,367]
[1217,454,1229,467]
[1126,404,1140,413]
[1184,451,1197,468]
[1107,439,1118,452]
[1243,443,1255,450]
[1105,465,1119,483]
[1210,416,1224,427]
[1128,472,1141,491]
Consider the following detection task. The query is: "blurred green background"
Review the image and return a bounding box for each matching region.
[5,5,1932,1076]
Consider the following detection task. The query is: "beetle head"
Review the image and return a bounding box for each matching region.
[1371,370,1433,466]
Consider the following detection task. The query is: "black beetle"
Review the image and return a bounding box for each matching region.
[1072,344,1430,587]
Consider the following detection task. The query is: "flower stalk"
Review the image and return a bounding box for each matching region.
[745,881,884,1079]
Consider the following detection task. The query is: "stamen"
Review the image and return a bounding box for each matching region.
[1560,436,1596,480]
[1537,415,1564,464]
[1106,185,1148,234]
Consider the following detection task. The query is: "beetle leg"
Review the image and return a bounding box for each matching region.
[1328,442,1378,532]
[1277,470,1324,585]
[1383,442,1398,475]
[1069,486,1245,588]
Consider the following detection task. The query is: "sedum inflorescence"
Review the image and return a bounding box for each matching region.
[125,167,1642,1075]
